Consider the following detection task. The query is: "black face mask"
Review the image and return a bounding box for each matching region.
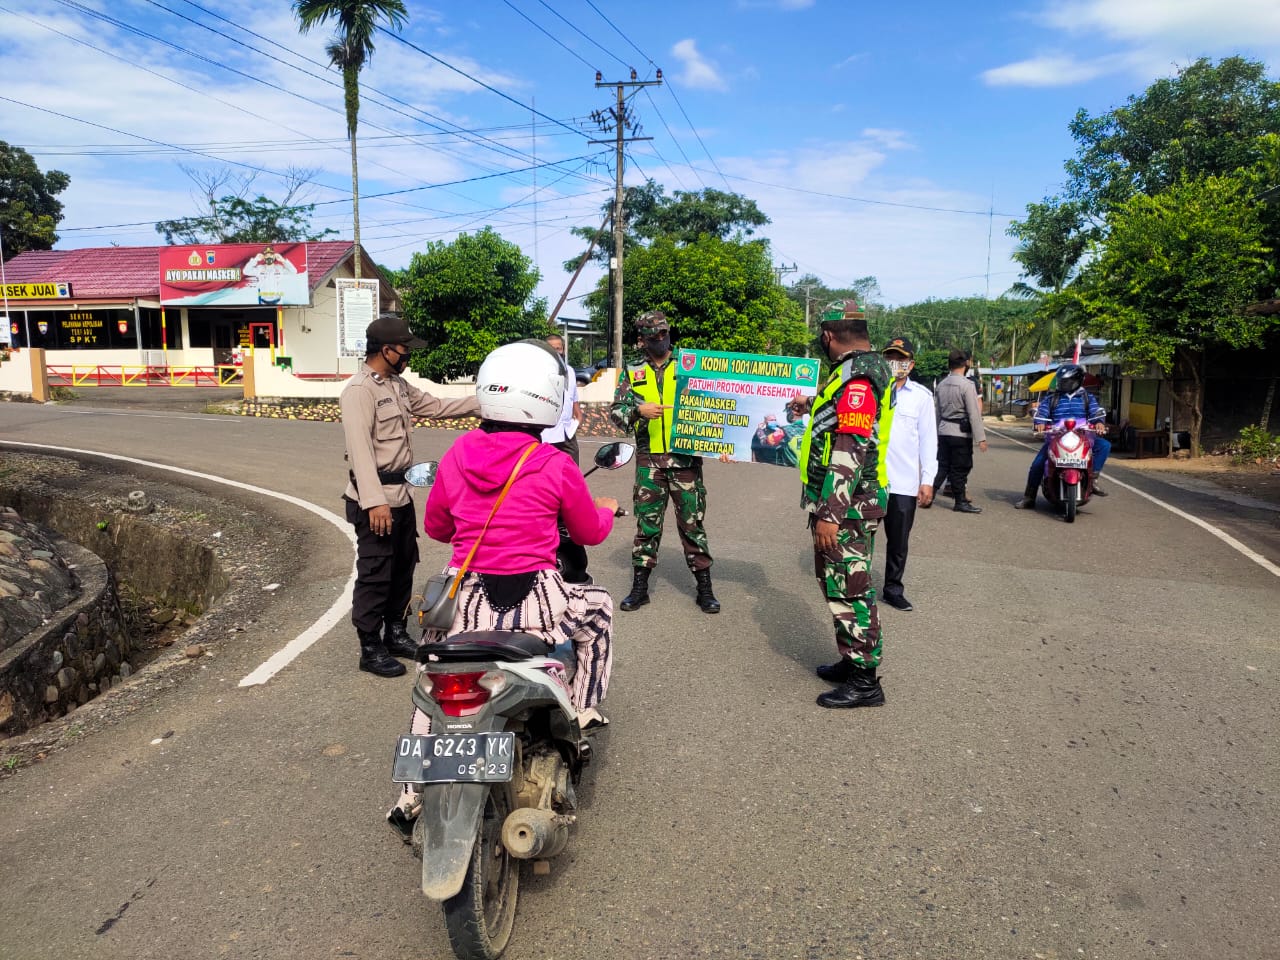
[812,331,831,358]
[642,335,671,357]
[383,346,410,375]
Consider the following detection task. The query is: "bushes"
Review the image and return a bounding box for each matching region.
[1227,424,1280,465]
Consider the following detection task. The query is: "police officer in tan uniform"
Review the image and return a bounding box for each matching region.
[340,313,480,677]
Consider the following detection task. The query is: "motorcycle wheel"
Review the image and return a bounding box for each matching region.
[442,781,519,960]
[1063,483,1078,523]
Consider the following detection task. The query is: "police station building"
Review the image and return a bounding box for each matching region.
[1,241,398,378]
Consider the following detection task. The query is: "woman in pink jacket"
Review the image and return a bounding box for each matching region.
[419,340,617,724]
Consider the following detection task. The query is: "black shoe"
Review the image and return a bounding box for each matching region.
[359,630,406,677]
[1014,493,1037,510]
[1091,484,1108,497]
[816,659,854,683]
[881,593,913,611]
[620,567,651,612]
[387,806,416,841]
[693,569,720,614]
[953,501,982,514]
[816,668,885,709]
[384,620,419,659]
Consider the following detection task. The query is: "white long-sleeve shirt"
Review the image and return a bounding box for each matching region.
[884,378,939,496]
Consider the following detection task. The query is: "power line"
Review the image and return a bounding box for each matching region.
[582,0,652,69]
[641,89,700,190]
[385,32,588,138]
[534,0,629,70]
[500,0,596,72]
[687,167,1022,217]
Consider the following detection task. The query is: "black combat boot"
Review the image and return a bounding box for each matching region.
[619,567,651,611]
[384,620,420,660]
[1014,482,1038,510]
[359,629,406,678]
[816,666,885,709]
[816,658,854,683]
[693,569,720,614]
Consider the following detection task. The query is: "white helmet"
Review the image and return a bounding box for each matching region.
[475,340,565,427]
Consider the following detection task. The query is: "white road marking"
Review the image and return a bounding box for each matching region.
[0,441,357,684]
[988,427,1280,578]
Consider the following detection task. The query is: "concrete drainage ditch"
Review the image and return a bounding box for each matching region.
[0,490,227,740]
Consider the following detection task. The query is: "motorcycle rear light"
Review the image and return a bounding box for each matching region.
[428,671,491,717]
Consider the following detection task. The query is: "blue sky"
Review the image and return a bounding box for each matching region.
[3,0,1280,310]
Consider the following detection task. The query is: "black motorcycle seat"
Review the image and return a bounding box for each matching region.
[416,631,553,663]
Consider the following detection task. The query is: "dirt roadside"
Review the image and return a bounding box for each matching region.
[0,450,300,777]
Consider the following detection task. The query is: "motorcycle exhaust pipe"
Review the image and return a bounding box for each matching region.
[501,808,574,860]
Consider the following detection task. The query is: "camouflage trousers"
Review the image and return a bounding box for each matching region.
[631,462,713,572]
[811,515,882,668]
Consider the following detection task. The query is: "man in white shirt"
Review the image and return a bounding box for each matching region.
[879,337,937,612]
[542,333,588,581]
[541,333,582,462]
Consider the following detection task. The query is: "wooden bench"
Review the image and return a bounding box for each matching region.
[1133,429,1169,459]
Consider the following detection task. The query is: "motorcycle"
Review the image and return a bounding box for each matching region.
[1040,418,1097,523]
[395,441,631,960]
[557,441,633,583]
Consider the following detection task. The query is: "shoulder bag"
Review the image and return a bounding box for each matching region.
[418,442,539,632]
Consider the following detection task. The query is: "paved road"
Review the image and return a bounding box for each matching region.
[0,398,1276,960]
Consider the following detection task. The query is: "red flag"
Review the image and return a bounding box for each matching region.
[1072,336,1082,364]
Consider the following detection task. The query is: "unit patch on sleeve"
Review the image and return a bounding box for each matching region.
[835,379,877,437]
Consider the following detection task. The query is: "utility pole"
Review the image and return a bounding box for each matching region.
[772,262,797,285]
[592,69,659,371]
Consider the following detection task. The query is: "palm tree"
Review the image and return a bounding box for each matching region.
[294,0,408,278]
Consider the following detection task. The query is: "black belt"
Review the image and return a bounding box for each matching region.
[350,469,406,487]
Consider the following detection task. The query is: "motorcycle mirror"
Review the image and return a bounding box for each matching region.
[593,442,635,471]
[404,461,439,488]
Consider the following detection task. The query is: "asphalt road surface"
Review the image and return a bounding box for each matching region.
[1,395,1277,960]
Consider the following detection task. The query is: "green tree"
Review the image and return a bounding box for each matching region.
[1070,173,1275,452]
[565,180,770,269]
[294,0,408,279]
[595,235,806,356]
[155,195,336,244]
[1066,57,1280,219]
[398,228,550,381]
[0,141,70,258]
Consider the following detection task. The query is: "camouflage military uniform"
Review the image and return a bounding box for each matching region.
[800,350,892,667]
[610,360,713,572]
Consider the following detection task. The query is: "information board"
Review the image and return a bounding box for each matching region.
[670,349,820,466]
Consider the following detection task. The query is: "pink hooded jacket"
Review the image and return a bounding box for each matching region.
[422,429,613,575]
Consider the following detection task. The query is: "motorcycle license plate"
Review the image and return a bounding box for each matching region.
[391,733,516,784]
[1055,457,1087,467]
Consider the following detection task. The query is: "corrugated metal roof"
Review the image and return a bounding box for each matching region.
[2,242,358,299]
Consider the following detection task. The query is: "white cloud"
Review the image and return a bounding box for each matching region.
[981,53,1113,87]
[986,0,1280,87]
[670,39,728,92]
[861,128,913,150]
[1041,0,1280,46]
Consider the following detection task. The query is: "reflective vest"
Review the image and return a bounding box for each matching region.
[874,383,895,488]
[627,360,678,454]
[799,361,887,503]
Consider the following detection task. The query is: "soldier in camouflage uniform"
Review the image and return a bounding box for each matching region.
[609,311,720,614]
[793,299,891,708]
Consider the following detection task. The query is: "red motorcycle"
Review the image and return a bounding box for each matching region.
[1040,419,1097,522]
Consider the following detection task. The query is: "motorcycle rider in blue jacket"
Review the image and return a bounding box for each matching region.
[1015,364,1111,509]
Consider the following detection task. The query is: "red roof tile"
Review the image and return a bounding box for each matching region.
[2,242,359,300]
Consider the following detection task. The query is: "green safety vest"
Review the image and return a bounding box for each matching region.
[628,360,678,454]
[799,363,889,502]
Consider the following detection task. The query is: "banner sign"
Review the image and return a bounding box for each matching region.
[159,243,309,306]
[671,349,820,466]
[2,281,72,300]
[336,278,379,357]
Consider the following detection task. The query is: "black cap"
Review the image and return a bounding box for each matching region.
[365,313,426,350]
[882,336,915,359]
